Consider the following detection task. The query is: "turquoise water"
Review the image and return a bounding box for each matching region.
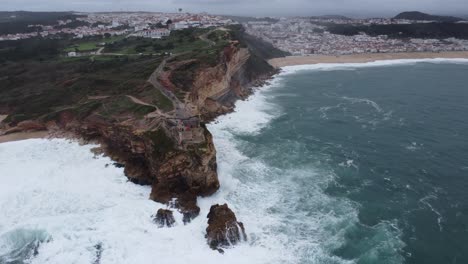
[212,60,468,264]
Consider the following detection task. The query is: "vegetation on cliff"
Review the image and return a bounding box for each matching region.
[0,55,167,123]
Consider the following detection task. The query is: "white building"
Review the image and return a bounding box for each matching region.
[173,21,189,30]
[135,29,171,39]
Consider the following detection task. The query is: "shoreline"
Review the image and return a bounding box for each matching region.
[0,131,50,144]
[268,51,468,67]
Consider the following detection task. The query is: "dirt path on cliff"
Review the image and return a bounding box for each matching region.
[126,95,156,107]
[147,55,194,119]
[126,95,174,119]
[96,47,105,55]
[199,32,216,47]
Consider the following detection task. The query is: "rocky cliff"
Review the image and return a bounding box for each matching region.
[0,25,283,249]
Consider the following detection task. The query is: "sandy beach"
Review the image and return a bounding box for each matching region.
[0,115,51,144]
[0,131,50,144]
[268,51,468,67]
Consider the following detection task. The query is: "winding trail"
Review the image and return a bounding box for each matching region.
[199,32,216,47]
[126,95,156,108]
[147,55,194,119]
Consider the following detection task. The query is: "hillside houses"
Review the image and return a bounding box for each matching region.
[0,12,238,41]
[245,17,468,56]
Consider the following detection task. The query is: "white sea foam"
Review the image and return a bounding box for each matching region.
[0,139,278,264]
[213,79,283,136]
[341,96,383,113]
[279,58,468,75]
[0,74,291,264]
[419,195,444,232]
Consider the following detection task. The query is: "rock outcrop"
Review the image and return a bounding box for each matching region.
[206,204,247,251]
[154,209,176,228]
[0,26,282,240]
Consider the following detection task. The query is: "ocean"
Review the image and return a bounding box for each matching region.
[1,59,468,264]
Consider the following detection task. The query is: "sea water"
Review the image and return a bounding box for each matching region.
[1,59,468,264]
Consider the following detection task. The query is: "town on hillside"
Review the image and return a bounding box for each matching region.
[244,16,468,55]
[0,12,237,41]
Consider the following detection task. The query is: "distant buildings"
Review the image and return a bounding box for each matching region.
[0,12,238,41]
[245,17,468,56]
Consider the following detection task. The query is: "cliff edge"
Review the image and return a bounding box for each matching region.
[0,25,284,244]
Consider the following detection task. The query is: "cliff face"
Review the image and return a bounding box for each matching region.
[59,113,219,218]
[192,46,251,108]
[177,43,277,121]
[0,26,281,227]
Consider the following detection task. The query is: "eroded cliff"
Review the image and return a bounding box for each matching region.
[0,25,283,247]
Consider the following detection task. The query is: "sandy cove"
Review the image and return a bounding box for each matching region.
[0,131,50,144]
[0,115,50,144]
[268,51,468,67]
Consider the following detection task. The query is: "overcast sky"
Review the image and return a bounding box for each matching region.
[2,0,468,17]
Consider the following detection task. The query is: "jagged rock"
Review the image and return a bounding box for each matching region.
[206,204,246,250]
[177,192,201,224]
[93,243,103,264]
[151,182,201,224]
[154,209,176,228]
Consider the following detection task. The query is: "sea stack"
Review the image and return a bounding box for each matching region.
[154,209,176,228]
[206,204,247,252]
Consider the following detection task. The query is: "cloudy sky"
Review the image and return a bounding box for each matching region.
[2,0,467,17]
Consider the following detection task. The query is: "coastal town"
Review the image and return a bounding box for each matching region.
[0,12,237,41]
[3,11,468,57]
[245,17,468,55]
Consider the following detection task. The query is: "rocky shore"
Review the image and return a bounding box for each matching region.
[0,27,281,251]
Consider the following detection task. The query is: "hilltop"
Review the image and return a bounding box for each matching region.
[394,11,463,22]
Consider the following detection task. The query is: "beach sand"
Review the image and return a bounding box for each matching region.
[0,115,7,123]
[0,131,50,144]
[0,115,51,144]
[268,51,468,67]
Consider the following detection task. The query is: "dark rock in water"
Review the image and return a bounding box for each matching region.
[151,177,201,224]
[154,209,176,228]
[113,162,125,168]
[206,204,246,250]
[177,192,200,224]
[181,205,200,224]
[94,243,103,264]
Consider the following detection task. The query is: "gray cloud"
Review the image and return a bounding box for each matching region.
[1,0,468,17]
